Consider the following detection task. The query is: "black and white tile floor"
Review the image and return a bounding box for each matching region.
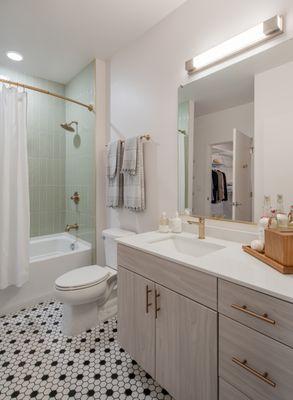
[0,300,172,400]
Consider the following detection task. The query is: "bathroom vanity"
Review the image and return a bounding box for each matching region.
[117,232,293,400]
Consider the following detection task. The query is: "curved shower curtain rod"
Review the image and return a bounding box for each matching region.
[0,78,94,112]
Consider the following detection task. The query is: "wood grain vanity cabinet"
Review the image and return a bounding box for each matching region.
[118,267,156,377]
[155,284,217,400]
[117,245,218,400]
[118,244,293,400]
[219,378,250,400]
[219,279,293,348]
[219,279,293,400]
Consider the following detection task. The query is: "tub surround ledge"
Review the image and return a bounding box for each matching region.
[0,233,92,314]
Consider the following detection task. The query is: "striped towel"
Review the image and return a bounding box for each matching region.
[107,140,123,208]
[121,136,137,175]
[122,137,145,212]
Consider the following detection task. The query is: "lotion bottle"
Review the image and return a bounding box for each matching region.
[258,216,269,245]
[170,212,182,233]
[263,195,271,217]
[276,194,288,228]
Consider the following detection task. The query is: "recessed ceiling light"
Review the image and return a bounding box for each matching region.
[6,51,23,61]
[0,75,10,81]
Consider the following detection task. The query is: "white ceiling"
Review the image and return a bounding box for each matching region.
[180,38,293,116]
[0,0,186,84]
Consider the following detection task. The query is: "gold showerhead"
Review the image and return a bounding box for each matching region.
[60,121,78,132]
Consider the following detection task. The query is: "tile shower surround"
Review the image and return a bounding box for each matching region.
[0,63,95,246]
[65,62,96,246]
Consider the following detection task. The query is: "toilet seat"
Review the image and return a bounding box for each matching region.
[55,265,110,291]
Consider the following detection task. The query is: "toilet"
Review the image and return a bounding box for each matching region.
[55,228,135,336]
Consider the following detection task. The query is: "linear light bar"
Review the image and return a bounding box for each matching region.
[186,15,283,74]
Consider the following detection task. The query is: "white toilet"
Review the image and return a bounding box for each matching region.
[55,228,135,336]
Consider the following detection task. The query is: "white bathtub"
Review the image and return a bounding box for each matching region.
[0,233,92,314]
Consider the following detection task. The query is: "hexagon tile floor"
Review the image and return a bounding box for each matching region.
[0,300,173,400]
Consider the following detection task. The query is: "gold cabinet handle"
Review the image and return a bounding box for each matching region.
[231,304,275,325]
[155,289,160,319]
[232,357,276,388]
[145,285,152,314]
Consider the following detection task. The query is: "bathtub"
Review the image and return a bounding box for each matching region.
[0,233,92,314]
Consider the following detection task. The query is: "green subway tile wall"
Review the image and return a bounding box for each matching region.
[0,66,66,236]
[65,62,96,250]
[0,62,95,249]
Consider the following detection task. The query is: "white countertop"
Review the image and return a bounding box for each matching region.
[117,231,293,303]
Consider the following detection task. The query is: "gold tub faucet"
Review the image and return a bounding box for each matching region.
[65,223,79,232]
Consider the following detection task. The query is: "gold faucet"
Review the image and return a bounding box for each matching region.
[187,217,205,239]
[65,223,79,232]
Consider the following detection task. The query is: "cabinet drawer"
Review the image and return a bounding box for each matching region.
[118,244,217,310]
[219,279,293,348]
[219,315,293,400]
[219,379,251,400]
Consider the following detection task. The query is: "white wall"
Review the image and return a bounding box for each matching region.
[194,103,254,215]
[95,59,108,264]
[109,0,293,232]
[254,61,293,218]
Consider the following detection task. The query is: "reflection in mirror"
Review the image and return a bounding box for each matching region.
[178,38,293,223]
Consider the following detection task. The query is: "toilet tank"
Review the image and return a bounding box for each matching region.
[102,228,135,269]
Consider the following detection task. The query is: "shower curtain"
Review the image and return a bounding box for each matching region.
[0,86,30,289]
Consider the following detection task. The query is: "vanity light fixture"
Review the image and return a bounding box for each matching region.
[185,15,283,74]
[6,51,23,61]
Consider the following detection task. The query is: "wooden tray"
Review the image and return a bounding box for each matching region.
[242,245,293,274]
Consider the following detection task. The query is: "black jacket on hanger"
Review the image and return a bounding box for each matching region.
[211,169,228,203]
[211,170,218,203]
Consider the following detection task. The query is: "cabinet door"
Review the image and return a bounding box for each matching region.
[155,284,217,400]
[219,378,251,400]
[118,266,155,377]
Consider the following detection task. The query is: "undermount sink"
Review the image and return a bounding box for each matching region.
[148,235,225,258]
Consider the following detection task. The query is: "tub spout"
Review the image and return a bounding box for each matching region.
[65,223,79,232]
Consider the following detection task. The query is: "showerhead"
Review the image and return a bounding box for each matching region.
[60,121,78,132]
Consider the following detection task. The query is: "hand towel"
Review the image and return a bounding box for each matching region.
[107,140,123,208]
[121,136,137,175]
[107,140,119,179]
[123,137,145,211]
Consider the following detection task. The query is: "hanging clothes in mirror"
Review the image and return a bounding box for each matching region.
[211,168,228,203]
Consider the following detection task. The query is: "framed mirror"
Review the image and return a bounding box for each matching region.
[178,38,293,223]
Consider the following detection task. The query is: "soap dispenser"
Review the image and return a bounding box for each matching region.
[158,212,169,233]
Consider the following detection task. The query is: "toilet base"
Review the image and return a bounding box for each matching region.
[62,302,99,336]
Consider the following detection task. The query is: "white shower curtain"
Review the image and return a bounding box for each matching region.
[0,86,30,289]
